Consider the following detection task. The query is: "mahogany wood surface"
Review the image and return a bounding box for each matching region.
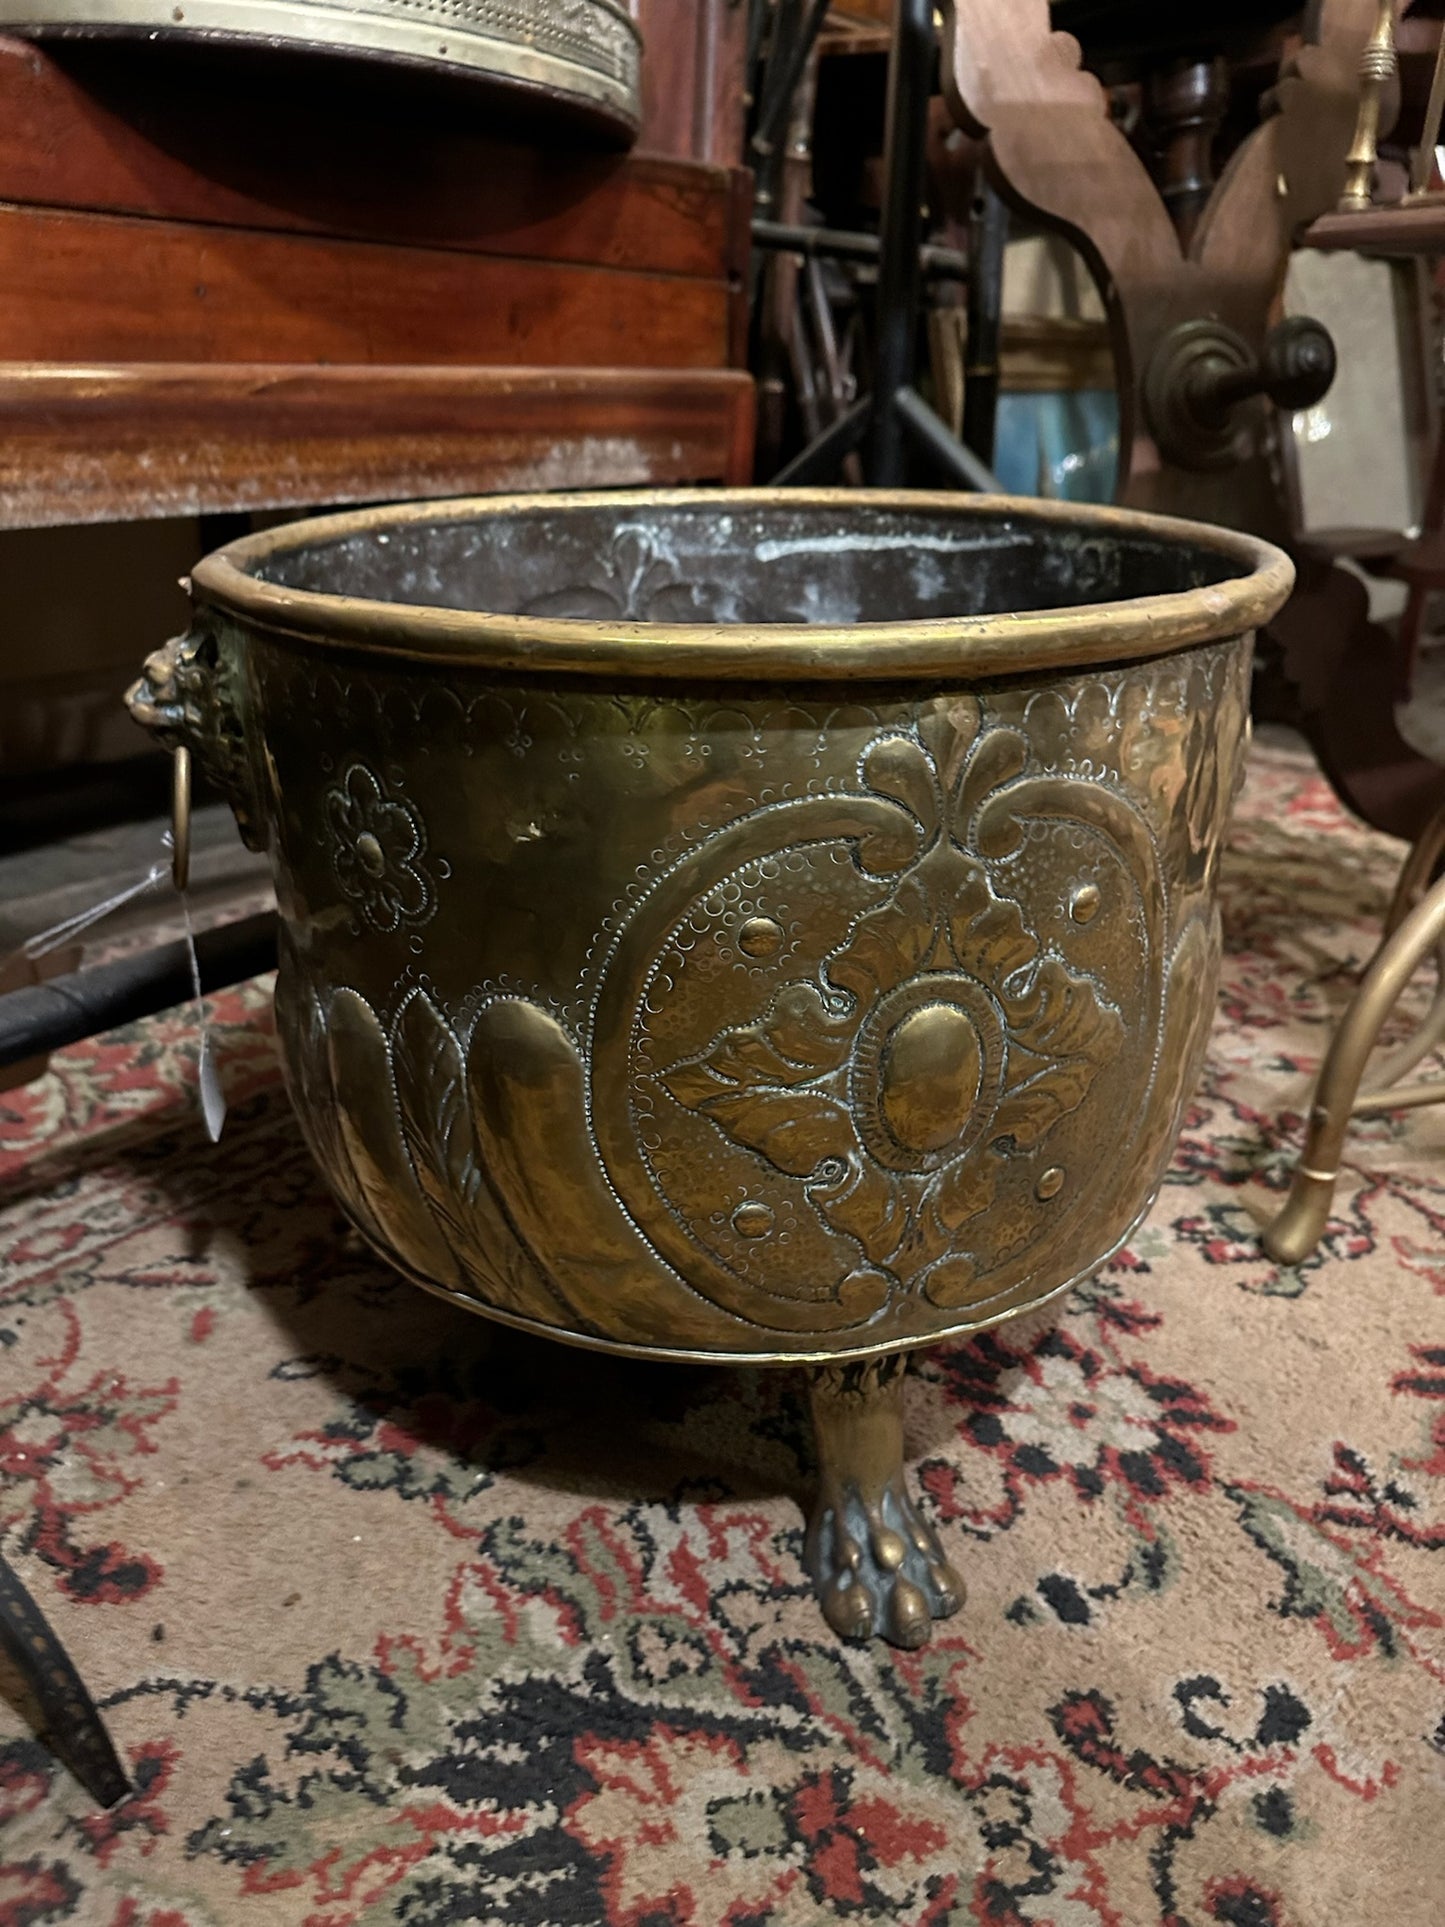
[0,38,741,279]
[0,33,749,377]
[1305,202,1445,256]
[0,32,755,536]
[633,0,749,167]
[0,364,757,526]
[0,203,733,368]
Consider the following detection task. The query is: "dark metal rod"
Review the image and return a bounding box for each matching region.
[752,219,969,281]
[962,179,1009,469]
[752,0,803,133]
[805,255,849,419]
[0,1551,131,1809]
[787,299,825,444]
[752,0,832,162]
[1411,11,1445,193]
[867,0,937,484]
[744,0,770,90]
[771,395,871,484]
[0,911,278,1070]
[751,0,809,212]
[895,385,1002,492]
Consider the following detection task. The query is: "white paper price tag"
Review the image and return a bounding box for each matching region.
[197,1029,227,1144]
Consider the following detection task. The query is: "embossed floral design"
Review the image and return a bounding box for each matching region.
[519,527,758,623]
[325,763,433,933]
[660,710,1127,1307]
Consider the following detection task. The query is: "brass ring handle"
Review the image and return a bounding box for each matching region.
[171,744,192,893]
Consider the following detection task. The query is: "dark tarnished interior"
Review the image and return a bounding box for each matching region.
[252,499,1244,627]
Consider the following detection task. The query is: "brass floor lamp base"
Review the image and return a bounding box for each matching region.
[1264,801,1445,1264]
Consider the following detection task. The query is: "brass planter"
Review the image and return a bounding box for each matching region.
[128,489,1291,1646]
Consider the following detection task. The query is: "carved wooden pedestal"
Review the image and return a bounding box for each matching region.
[942,0,1374,535]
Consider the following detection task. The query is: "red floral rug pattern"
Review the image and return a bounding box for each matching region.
[1,732,1443,1925]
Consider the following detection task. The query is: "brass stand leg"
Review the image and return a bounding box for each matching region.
[1358,943,1445,1096]
[1264,864,1445,1264]
[1361,799,1445,1094]
[1381,800,1445,940]
[804,1353,964,1648]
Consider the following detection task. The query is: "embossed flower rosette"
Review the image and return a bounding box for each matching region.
[325,764,434,935]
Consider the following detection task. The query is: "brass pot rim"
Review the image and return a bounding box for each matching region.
[2,0,643,136]
[192,487,1294,682]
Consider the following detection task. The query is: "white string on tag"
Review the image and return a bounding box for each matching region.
[1,858,168,976]
[176,857,227,1145]
[4,809,227,1142]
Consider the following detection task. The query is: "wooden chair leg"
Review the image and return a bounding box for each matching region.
[1264,860,1445,1264]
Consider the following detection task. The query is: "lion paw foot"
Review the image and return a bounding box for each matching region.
[805,1476,963,1648]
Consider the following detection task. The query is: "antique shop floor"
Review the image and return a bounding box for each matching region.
[2,730,1442,1926]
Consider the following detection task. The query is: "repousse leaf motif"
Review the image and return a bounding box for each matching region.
[688,1090,854,1179]
[326,989,463,1290]
[827,873,941,1005]
[274,975,387,1251]
[659,710,1134,1301]
[949,874,1039,989]
[955,727,1029,828]
[926,1156,1000,1240]
[662,983,854,1112]
[922,1251,984,1306]
[860,736,940,829]
[393,992,487,1250]
[392,992,557,1320]
[809,1153,911,1268]
[993,960,1127,1151]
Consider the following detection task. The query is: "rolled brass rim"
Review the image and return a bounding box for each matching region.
[0,0,643,134]
[192,488,1295,683]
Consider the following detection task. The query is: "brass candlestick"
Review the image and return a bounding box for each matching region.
[1340,0,1398,212]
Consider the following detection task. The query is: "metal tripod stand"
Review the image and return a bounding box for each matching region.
[770,0,1001,490]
